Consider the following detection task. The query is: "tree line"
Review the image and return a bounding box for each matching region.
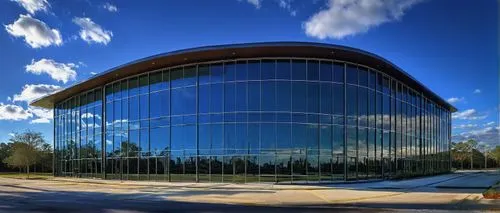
[0,130,52,177]
[0,131,499,178]
[451,139,500,170]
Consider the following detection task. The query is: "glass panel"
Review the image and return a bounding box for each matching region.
[307,60,319,81]
[346,65,357,85]
[235,61,247,81]
[276,59,291,80]
[291,60,306,80]
[247,60,260,81]
[224,62,236,82]
[333,63,344,83]
[210,63,223,83]
[320,61,333,82]
[261,59,275,80]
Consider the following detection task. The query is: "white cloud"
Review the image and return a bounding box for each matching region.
[452,109,487,120]
[453,124,478,129]
[484,121,495,127]
[10,0,50,15]
[446,97,464,104]
[452,126,500,147]
[13,84,61,103]
[103,2,118,12]
[304,0,422,39]
[90,72,98,75]
[473,89,481,94]
[5,14,62,48]
[278,0,297,16]
[240,0,262,9]
[29,107,52,123]
[73,17,113,45]
[0,103,33,121]
[26,59,78,83]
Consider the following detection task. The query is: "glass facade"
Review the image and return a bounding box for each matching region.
[54,58,452,183]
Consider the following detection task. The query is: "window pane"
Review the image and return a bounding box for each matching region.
[224,62,236,82]
[276,59,291,80]
[307,82,319,113]
[184,66,197,86]
[210,63,223,83]
[292,82,306,112]
[248,81,260,111]
[210,83,223,113]
[261,81,276,111]
[261,60,275,80]
[369,70,376,90]
[198,64,210,84]
[247,60,260,80]
[320,61,333,82]
[346,85,357,116]
[150,127,168,154]
[333,84,344,115]
[276,81,291,111]
[320,82,332,114]
[291,60,306,80]
[359,67,368,87]
[198,85,209,114]
[150,71,166,91]
[333,63,344,83]
[235,61,247,81]
[225,83,236,112]
[346,65,357,85]
[307,60,319,81]
[235,82,247,111]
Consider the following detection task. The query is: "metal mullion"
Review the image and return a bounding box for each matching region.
[195,64,199,183]
[343,63,347,181]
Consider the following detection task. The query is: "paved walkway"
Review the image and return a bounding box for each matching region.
[0,170,498,212]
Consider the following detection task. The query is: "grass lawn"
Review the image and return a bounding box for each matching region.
[0,172,53,180]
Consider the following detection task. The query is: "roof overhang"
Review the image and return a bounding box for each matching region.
[30,42,457,112]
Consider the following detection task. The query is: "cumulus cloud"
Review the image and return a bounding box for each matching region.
[452,109,487,120]
[304,0,422,39]
[29,107,52,123]
[25,59,78,83]
[103,2,118,12]
[10,0,50,15]
[4,14,62,48]
[0,103,33,121]
[473,89,481,94]
[73,17,113,45]
[447,97,464,104]
[452,126,500,147]
[13,84,61,103]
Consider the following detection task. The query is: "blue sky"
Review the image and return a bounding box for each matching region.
[0,0,498,147]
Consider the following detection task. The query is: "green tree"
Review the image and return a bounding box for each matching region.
[2,130,47,178]
[0,143,14,171]
[451,142,469,169]
[465,139,478,169]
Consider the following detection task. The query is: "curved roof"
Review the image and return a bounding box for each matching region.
[30,42,456,112]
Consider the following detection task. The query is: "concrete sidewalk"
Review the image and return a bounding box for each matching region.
[1,170,498,211]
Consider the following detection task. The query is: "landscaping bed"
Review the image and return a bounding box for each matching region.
[483,181,500,199]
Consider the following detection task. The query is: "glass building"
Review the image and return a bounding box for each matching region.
[31,42,456,183]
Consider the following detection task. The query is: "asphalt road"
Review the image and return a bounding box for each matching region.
[0,170,498,212]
